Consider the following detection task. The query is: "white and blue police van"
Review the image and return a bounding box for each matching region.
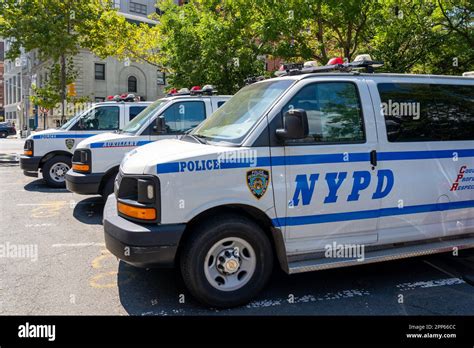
[65,90,230,199]
[20,97,151,187]
[102,56,474,307]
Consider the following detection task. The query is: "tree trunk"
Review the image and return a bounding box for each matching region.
[60,54,66,124]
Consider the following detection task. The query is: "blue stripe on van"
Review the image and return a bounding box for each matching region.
[378,149,474,161]
[90,140,152,148]
[272,199,474,227]
[32,133,95,139]
[156,149,474,173]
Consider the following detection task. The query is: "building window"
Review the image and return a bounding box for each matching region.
[157,70,165,85]
[95,63,105,80]
[128,76,137,93]
[130,2,147,15]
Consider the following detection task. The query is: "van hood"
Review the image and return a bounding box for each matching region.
[75,132,135,149]
[121,138,245,175]
[29,128,62,140]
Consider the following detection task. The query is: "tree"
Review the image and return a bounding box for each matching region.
[153,0,266,94]
[0,0,117,121]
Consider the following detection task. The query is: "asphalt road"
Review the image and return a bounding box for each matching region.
[1,138,474,315]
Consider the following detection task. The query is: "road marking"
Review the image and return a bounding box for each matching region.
[396,277,465,291]
[25,223,55,228]
[246,289,371,309]
[52,243,105,248]
[17,201,102,206]
[89,249,135,289]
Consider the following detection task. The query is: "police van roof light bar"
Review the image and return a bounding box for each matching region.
[276,56,384,77]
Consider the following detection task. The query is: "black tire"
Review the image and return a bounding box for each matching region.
[42,155,72,188]
[101,173,116,201]
[180,214,273,308]
[0,132,7,138]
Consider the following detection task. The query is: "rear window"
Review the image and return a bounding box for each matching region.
[378,83,474,142]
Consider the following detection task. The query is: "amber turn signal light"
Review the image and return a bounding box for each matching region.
[118,202,156,221]
[24,150,33,156]
[72,163,90,172]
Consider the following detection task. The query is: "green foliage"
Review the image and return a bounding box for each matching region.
[0,0,116,116]
[2,0,472,99]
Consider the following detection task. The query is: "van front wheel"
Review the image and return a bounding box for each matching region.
[42,155,71,188]
[180,214,273,308]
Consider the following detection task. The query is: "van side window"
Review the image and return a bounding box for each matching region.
[71,106,119,131]
[129,106,147,121]
[283,82,365,144]
[217,101,226,108]
[161,101,206,134]
[378,83,474,142]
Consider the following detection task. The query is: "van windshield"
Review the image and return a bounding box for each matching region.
[60,110,88,130]
[192,80,293,144]
[122,99,168,134]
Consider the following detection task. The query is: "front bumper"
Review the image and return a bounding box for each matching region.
[65,169,103,195]
[20,156,41,175]
[103,194,186,268]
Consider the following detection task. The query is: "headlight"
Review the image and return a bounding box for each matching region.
[72,149,91,173]
[24,140,34,156]
[116,175,160,223]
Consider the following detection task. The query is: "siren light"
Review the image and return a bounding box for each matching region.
[327,57,344,65]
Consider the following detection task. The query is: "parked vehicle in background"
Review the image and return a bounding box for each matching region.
[20,96,151,187]
[66,89,230,199]
[0,122,17,138]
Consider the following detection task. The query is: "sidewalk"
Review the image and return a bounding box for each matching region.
[0,137,25,164]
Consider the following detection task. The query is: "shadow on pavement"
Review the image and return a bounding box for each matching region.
[24,179,70,193]
[73,196,105,225]
[117,261,196,315]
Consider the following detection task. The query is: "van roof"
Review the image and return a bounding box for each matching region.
[95,101,152,106]
[165,94,232,100]
[275,72,474,82]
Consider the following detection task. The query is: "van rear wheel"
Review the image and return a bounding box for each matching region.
[180,214,273,308]
[42,155,71,188]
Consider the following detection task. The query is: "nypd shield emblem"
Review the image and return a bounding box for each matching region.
[65,138,75,150]
[247,169,270,199]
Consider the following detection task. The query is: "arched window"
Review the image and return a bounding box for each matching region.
[128,76,137,93]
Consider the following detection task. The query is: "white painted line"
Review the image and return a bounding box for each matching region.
[52,243,105,248]
[25,223,55,228]
[246,289,371,309]
[396,277,465,291]
[17,201,100,206]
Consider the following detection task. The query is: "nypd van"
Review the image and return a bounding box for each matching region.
[20,99,151,187]
[65,93,230,199]
[103,59,474,307]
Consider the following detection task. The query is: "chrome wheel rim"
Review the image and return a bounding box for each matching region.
[204,237,256,292]
[49,162,69,183]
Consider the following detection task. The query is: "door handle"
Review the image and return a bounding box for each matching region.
[370,150,377,167]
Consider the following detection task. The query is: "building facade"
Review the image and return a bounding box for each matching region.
[3,0,175,131]
[0,41,4,121]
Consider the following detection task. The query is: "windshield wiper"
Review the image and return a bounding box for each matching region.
[182,133,207,144]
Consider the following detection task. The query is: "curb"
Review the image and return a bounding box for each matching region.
[0,154,20,164]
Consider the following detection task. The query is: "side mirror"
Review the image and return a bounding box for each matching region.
[276,109,309,140]
[153,116,167,134]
